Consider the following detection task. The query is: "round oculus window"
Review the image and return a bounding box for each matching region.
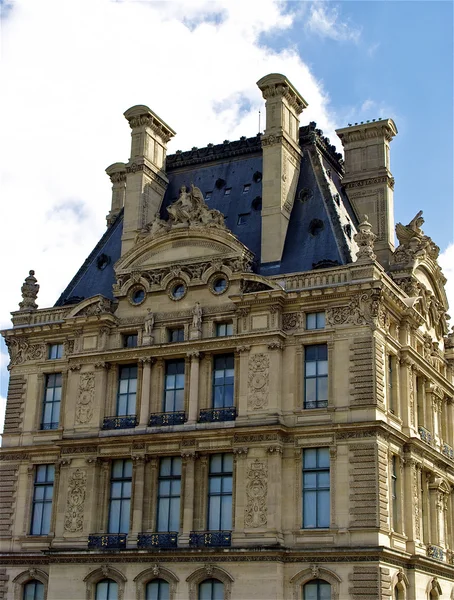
[213,277,228,294]
[131,288,145,305]
[171,283,186,300]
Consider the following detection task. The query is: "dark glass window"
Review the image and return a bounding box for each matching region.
[23,580,45,600]
[208,454,233,531]
[215,322,233,337]
[303,579,331,599]
[30,464,54,535]
[213,278,228,294]
[306,312,325,330]
[132,289,145,304]
[205,191,212,200]
[388,355,394,413]
[157,457,181,532]
[198,579,224,600]
[123,334,138,348]
[212,355,234,408]
[163,360,185,412]
[116,365,137,416]
[304,345,328,409]
[171,284,185,300]
[237,213,250,225]
[242,184,251,194]
[392,455,398,530]
[41,373,62,430]
[146,579,170,600]
[48,344,63,359]
[95,579,118,600]
[168,328,184,343]
[224,188,231,196]
[302,448,330,529]
[108,459,132,534]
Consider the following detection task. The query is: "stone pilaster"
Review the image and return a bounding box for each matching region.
[267,342,283,416]
[130,456,145,542]
[236,345,251,419]
[180,451,196,546]
[138,358,153,427]
[187,351,200,423]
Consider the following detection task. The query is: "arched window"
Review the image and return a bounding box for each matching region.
[96,579,118,600]
[146,579,170,600]
[23,581,44,600]
[303,579,331,600]
[198,579,224,600]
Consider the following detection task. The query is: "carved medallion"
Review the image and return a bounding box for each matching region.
[248,354,270,409]
[64,469,87,532]
[75,372,95,424]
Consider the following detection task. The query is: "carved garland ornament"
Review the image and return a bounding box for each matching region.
[326,291,380,327]
[64,469,87,532]
[75,373,95,424]
[244,459,268,528]
[5,337,46,367]
[247,354,270,410]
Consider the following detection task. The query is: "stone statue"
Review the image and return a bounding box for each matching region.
[19,270,39,311]
[144,310,155,335]
[353,215,377,262]
[192,302,202,330]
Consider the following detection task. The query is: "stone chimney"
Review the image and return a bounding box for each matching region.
[336,119,398,268]
[105,162,126,227]
[121,105,176,255]
[257,74,308,265]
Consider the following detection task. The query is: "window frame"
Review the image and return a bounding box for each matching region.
[30,464,55,536]
[48,343,63,360]
[41,373,62,430]
[116,364,138,416]
[207,453,233,531]
[302,578,332,600]
[123,333,138,349]
[95,579,119,600]
[167,328,185,343]
[198,579,224,600]
[215,322,233,337]
[305,312,326,330]
[212,354,235,409]
[302,448,330,529]
[22,580,45,600]
[163,359,185,412]
[156,457,182,533]
[304,344,328,409]
[108,459,132,534]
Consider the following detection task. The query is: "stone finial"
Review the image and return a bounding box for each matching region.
[353,215,377,262]
[19,270,39,311]
[445,326,454,350]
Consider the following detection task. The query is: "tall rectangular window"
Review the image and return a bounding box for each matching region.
[208,454,233,531]
[157,457,181,532]
[391,455,398,530]
[30,464,54,535]
[108,459,132,534]
[116,365,137,416]
[41,373,62,429]
[304,344,328,409]
[48,343,63,359]
[212,354,234,408]
[167,328,184,343]
[302,448,330,528]
[123,334,138,348]
[163,360,185,412]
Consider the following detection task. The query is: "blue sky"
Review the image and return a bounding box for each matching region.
[0,0,453,427]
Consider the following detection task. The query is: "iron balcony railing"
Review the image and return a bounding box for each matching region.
[189,530,231,547]
[102,415,138,430]
[148,412,186,426]
[88,534,127,549]
[137,532,178,548]
[198,407,237,423]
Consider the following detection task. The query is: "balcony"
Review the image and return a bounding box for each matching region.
[198,407,237,423]
[149,412,186,426]
[189,531,231,548]
[427,545,445,561]
[418,426,433,445]
[137,532,178,548]
[88,534,127,549]
[442,443,454,460]
[304,400,328,409]
[102,415,137,430]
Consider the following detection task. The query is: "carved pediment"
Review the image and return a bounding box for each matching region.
[66,295,116,319]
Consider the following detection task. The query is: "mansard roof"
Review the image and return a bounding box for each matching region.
[55,125,358,306]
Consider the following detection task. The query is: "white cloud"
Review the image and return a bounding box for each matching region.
[306,2,361,43]
[439,243,454,317]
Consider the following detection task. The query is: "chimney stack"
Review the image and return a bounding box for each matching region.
[105,162,126,227]
[336,119,398,268]
[257,74,308,265]
[121,105,176,255]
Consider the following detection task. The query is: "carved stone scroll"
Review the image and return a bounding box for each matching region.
[75,372,95,424]
[247,353,270,409]
[64,469,87,532]
[244,459,268,528]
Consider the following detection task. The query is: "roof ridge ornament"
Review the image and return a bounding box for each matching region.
[353,215,377,262]
[19,270,39,311]
[393,210,440,264]
[137,184,227,243]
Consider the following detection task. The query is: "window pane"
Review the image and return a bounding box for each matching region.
[172,458,182,476]
[31,505,43,535]
[317,378,328,402]
[160,458,171,476]
[146,580,170,600]
[210,455,222,473]
[174,389,184,411]
[317,313,326,328]
[41,502,52,534]
[318,491,330,527]
[209,476,221,494]
[119,499,130,532]
[221,495,232,529]
[318,448,330,468]
[169,497,180,530]
[319,581,331,600]
[305,362,317,377]
[157,498,170,531]
[303,582,318,600]
[208,496,221,530]
[303,491,316,528]
[305,379,316,403]
[304,449,317,469]
[223,454,233,471]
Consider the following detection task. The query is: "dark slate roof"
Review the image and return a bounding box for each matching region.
[55,126,358,306]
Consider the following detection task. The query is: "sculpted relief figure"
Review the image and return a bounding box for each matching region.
[192,302,202,330]
[144,310,155,335]
[167,185,226,229]
[394,210,440,262]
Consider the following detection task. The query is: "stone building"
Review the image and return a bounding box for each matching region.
[1,73,453,600]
